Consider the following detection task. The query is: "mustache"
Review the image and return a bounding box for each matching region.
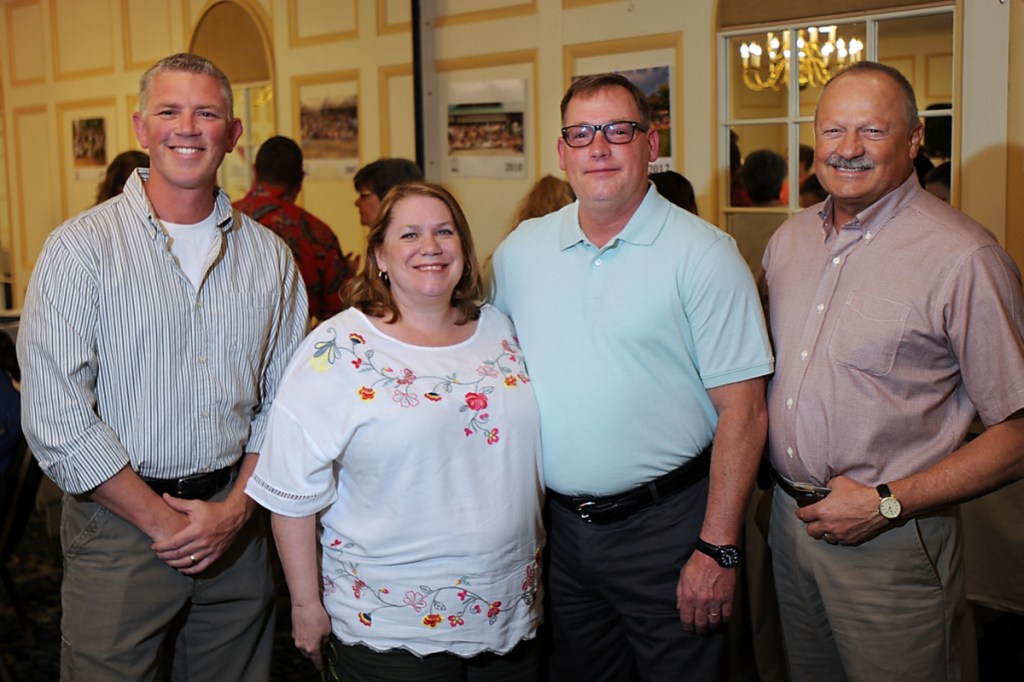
[825,154,874,171]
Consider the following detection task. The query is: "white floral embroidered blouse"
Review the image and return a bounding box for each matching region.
[247,304,544,657]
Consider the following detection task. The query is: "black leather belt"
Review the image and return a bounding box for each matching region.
[142,466,233,501]
[773,471,831,507]
[548,445,712,524]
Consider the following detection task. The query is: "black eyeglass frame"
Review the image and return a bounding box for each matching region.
[560,120,649,148]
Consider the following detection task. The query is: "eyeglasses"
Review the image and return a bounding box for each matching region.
[560,121,648,148]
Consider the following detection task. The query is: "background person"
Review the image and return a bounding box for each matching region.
[247,182,544,681]
[352,157,424,228]
[234,135,352,324]
[18,53,307,681]
[763,61,1024,681]
[95,149,149,204]
[493,72,773,681]
[650,169,698,215]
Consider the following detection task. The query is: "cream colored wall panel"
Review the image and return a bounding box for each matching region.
[6,0,47,85]
[11,106,57,291]
[380,64,414,160]
[435,0,535,27]
[51,0,116,79]
[123,0,174,69]
[377,0,410,35]
[290,0,356,46]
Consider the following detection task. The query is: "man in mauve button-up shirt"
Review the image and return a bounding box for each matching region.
[763,61,1024,682]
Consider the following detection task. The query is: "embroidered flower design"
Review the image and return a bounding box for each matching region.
[393,388,419,408]
[329,538,342,548]
[448,615,465,627]
[322,575,338,596]
[522,565,535,593]
[352,579,366,599]
[403,591,427,613]
[486,429,500,445]
[465,392,488,411]
[464,428,473,437]
[487,601,502,618]
[425,392,442,402]
[358,612,372,627]
[422,614,443,628]
[396,368,417,385]
[504,376,518,387]
[352,358,363,369]
[458,590,468,601]
[477,365,499,378]
[358,386,376,401]
[349,333,365,345]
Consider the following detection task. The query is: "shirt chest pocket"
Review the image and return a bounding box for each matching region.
[827,291,909,376]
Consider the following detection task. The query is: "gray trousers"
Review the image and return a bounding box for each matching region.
[769,488,977,682]
[59,489,275,682]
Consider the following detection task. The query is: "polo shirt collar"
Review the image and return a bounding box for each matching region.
[558,184,666,250]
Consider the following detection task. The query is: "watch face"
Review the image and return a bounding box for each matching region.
[718,545,741,568]
[879,496,902,520]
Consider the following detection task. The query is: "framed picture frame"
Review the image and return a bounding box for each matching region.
[564,34,683,174]
[292,70,360,180]
[56,98,117,217]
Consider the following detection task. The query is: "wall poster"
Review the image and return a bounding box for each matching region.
[446,79,527,179]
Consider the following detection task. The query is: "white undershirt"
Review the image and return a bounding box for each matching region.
[162,211,220,290]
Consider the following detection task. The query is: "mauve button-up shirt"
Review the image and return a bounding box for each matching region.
[763,173,1024,487]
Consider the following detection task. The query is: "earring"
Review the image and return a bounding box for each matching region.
[379,270,390,284]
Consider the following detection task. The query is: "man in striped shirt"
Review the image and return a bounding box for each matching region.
[18,54,308,681]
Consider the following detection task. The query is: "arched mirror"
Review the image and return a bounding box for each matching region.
[190,1,275,201]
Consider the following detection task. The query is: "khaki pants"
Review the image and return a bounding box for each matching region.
[769,489,977,682]
[59,490,275,682]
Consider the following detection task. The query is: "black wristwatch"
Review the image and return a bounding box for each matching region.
[695,538,741,568]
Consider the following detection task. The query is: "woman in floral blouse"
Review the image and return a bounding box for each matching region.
[246,182,544,681]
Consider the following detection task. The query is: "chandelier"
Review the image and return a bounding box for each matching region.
[738,26,864,91]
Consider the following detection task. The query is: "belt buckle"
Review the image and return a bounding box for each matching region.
[576,500,596,523]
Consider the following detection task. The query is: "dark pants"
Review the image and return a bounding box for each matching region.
[327,637,540,681]
[545,478,723,682]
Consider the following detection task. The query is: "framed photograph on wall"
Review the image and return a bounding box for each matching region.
[56,98,117,217]
[446,79,527,179]
[565,34,682,175]
[292,71,360,180]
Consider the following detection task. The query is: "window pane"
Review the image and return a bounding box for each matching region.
[878,13,953,163]
[798,22,866,118]
[728,124,788,207]
[728,32,789,120]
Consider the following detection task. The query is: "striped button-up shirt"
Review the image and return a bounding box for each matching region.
[18,169,309,494]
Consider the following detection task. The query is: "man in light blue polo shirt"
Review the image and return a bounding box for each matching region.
[492,73,773,681]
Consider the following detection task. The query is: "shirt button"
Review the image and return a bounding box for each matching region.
[817,303,825,313]
[865,232,873,240]
[800,350,808,360]
[832,257,841,265]
[198,355,207,364]
[786,398,794,408]
[594,258,603,266]
[786,446,794,458]
[201,410,210,418]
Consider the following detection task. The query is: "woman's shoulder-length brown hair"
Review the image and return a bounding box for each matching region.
[341,181,484,324]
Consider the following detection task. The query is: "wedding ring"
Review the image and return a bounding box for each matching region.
[189,553,198,565]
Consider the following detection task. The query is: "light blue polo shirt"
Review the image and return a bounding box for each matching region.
[492,187,773,496]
